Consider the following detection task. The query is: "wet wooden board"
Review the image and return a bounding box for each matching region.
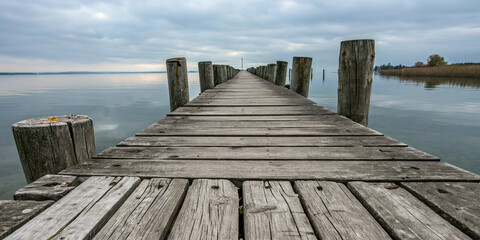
[243,181,316,239]
[5,176,140,240]
[347,182,470,240]
[118,136,407,147]
[94,178,188,240]
[96,146,438,161]
[401,182,480,239]
[168,179,239,240]
[168,106,335,116]
[61,160,480,182]
[14,174,78,201]
[0,200,53,239]
[158,115,352,121]
[293,181,390,240]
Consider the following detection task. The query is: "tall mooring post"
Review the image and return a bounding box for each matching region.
[12,115,95,183]
[166,57,189,112]
[266,64,277,83]
[198,61,214,93]
[290,57,313,97]
[338,39,375,126]
[275,61,288,87]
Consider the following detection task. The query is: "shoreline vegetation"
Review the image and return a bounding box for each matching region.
[379,65,480,78]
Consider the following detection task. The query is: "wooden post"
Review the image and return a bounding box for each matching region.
[166,57,189,111]
[338,39,375,126]
[12,115,95,183]
[213,64,220,86]
[266,64,276,83]
[220,65,228,83]
[275,61,288,86]
[198,61,214,92]
[290,57,313,97]
[323,69,325,80]
[262,66,267,79]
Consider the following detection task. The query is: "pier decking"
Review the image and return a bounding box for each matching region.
[4,71,480,239]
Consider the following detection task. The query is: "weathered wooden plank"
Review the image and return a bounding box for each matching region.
[168,179,239,240]
[347,181,470,240]
[118,136,407,147]
[168,106,335,116]
[61,160,480,182]
[243,181,316,240]
[137,127,381,136]
[294,181,391,240]
[14,174,78,201]
[401,182,480,239]
[148,114,365,125]
[0,200,53,239]
[140,117,374,129]
[94,178,188,240]
[186,99,316,106]
[5,176,140,240]
[150,115,353,121]
[96,146,438,161]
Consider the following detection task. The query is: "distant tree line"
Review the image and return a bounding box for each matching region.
[374,63,406,71]
[375,54,479,71]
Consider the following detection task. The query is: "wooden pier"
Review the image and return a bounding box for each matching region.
[3,71,480,239]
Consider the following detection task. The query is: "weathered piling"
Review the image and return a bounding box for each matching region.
[323,69,325,80]
[12,115,95,183]
[290,57,313,97]
[198,61,214,92]
[220,65,228,83]
[166,57,189,111]
[275,61,288,86]
[338,39,375,126]
[266,64,277,83]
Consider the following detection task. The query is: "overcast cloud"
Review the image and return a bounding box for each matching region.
[1,0,479,72]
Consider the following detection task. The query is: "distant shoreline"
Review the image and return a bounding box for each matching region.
[378,65,480,78]
[0,71,198,75]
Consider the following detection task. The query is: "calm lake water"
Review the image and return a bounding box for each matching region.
[0,72,479,199]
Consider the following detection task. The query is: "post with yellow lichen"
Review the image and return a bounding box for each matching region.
[291,56,313,97]
[12,115,95,183]
[166,57,189,111]
[338,39,375,126]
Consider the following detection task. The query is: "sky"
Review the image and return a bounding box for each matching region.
[1,0,480,72]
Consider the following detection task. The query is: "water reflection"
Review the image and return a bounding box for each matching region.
[380,74,480,89]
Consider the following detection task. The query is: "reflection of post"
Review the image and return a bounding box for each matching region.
[338,39,375,126]
[291,57,313,97]
[323,69,325,81]
[166,57,189,111]
[198,61,214,92]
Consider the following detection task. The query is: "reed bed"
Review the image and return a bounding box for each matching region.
[379,65,480,78]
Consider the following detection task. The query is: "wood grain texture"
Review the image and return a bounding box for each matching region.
[294,181,390,240]
[5,176,140,240]
[338,40,375,126]
[14,174,78,201]
[198,61,214,92]
[401,182,480,239]
[243,181,316,240]
[291,57,313,97]
[168,179,239,240]
[168,106,335,116]
[61,160,480,182]
[94,178,188,240]
[118,136,407,147]
[0,200,53,239]
[96,146,438,161]
[347,181,471,240]
[166,57,189,111]
[275,61,288,86]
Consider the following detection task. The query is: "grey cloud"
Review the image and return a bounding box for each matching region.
[1,0,480,71]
